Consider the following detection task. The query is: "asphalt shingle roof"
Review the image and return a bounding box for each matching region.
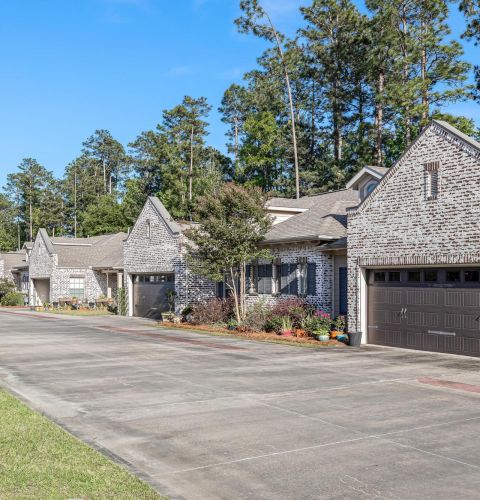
[264,189,359,244]
[49,232,127,269]
[266,188,359,210]
[0,251,28,271]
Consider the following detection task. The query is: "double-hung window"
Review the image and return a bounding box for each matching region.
[69,277,85,299]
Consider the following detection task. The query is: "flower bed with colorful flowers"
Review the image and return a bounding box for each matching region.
[161,297,348,344]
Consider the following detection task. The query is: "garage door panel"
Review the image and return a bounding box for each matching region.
[368,269,480,357]
[133,274,175,319]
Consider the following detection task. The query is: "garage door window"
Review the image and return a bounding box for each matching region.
[446,270,461,283]
[388,271,401,282]
[374,271,386,282]
[408,271,421,282]
[69,277,85,298]
[424,270,438,282]
[465,270,480,282]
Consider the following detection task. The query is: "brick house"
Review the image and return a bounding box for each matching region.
[123,197,215,319]
[0,247,30,301]
[29,228,126,306]
[348,120,480,357]
[125,173,384,319]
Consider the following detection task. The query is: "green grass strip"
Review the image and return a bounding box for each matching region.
[0,389,164,499]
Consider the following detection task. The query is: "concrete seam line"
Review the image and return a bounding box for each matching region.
[152,435,373,476]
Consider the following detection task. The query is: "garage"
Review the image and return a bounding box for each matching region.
[132,274,175,319]
[368,268,480,357]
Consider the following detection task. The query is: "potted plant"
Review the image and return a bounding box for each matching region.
[314,328,330,342]
[331,315,346,338]
[280,316,293,336]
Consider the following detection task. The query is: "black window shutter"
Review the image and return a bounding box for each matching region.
[257,264,265,294]
[264,264,273,294]
[289,263,298,295]
[281,264,289,294]
[217,281,224,299]
[246,265,251,292]
[307,263,316,295]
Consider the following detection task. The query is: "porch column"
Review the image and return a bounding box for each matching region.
[106,273,112,299]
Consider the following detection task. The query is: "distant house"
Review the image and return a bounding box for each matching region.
[28,229,126,306]
[0,248,30,300]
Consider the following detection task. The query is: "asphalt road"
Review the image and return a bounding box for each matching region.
[1,308,480,499]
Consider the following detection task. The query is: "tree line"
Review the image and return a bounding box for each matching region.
[1,0,479,250]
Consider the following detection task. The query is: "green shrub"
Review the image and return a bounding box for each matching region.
[264,315,283,333]
[239,301,271,332]
[1,291,24,306]
[0,278,16,301]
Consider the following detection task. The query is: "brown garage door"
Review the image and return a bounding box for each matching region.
[368,268,480,357]
[133,274,175,319]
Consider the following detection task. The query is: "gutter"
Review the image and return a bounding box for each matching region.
[260,234,340,246]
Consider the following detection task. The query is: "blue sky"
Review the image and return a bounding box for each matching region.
[0,0,478,187]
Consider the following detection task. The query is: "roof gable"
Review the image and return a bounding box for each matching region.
[350,120,480,215]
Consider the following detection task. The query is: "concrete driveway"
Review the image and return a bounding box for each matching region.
[1,309,480,499]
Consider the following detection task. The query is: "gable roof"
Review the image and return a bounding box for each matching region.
[148,197,182,235]
[36,230,127,269]
[263,190,359,244]
[349,120,480,216]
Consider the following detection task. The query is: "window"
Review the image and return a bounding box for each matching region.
[374,271,386,282]
[146,219,151,239]
[446,270,461,283]
[388,271,401,282]
[425,161,440,200]
[465,270,480,282]
[298,257,308,296]
[69,277,85,298]
[408,271,421,282]
[366,182,377,195]
[256,264,273,295]
[424,270,438,282]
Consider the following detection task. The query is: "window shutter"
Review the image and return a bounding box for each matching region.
[281,264,289,294]
[216,281,224,299]
[264,264,273,294]
[246,265,251,293]
[307,263,316,295]
[289,263,298,295]
[257,264,265,294]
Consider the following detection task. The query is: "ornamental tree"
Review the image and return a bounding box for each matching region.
[185,183,271,323]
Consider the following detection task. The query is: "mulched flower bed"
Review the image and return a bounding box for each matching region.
[158,321,346,348]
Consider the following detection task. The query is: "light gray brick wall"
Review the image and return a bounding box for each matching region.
[246,244,333,313]
[124,199,215,314]
[347,122,480,332]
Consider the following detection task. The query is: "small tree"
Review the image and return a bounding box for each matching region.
[186,184,272,323]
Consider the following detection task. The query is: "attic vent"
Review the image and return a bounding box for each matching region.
[425,161,439,200]
[146,219,151,239]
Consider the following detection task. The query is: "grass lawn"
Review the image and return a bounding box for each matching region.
[0,389,163,500]
[47,309,114,317]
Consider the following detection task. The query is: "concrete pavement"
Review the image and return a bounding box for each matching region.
[1,308,480,499]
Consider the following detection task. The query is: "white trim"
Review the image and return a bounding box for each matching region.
[346,166,385,189]
[359,268,368,344]
[127,274,134,317]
